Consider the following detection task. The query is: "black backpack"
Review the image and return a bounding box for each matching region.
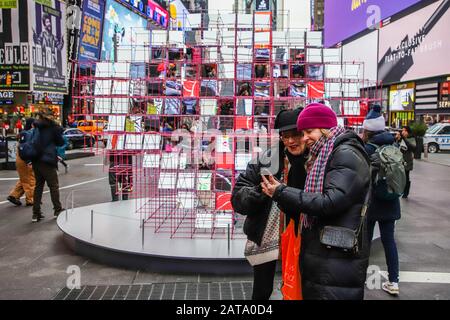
[18,128,42,161]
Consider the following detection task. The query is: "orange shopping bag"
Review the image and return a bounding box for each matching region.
[281,219,303,300]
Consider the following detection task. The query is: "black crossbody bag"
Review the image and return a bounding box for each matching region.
[320,185,371,253]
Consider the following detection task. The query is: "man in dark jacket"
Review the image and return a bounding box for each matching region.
[31,115,65,222]
[362,105,401,296]
[398,126,416,198]
[231,108,307,300]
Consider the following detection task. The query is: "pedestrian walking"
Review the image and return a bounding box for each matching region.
[31,114,65,222]
[7,118,36,206]
[261,103,371,300]
[362,105,402,296]
[231,108,307,300]
[398,126,416,198]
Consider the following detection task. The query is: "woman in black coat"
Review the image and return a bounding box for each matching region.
[262,103,371,300]
[231,108,307,300]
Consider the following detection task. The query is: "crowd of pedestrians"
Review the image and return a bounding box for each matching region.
[4,103,414,300]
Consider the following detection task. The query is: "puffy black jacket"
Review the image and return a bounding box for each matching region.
[272,131,371,300]
[33,118,64,167]
[365,131,401,221]
[231,144,307,246]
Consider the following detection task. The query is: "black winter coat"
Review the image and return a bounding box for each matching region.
[231,145,307,246]
[365,131,401,222]
[400,137,416,171]
[272,131,371,300]
[33,119,65,167]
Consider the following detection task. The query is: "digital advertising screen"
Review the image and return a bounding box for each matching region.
[389,82,415,111]
[324,0,423,47]
[378,0,450,84]
[101,0,147,61]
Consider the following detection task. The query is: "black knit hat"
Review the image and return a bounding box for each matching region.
[275,107,303,133]
[24,118,35,131]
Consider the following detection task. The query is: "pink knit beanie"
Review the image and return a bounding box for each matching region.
[297,103,337,131]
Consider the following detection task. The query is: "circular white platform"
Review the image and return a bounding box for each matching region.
[57,200,252,274]
[58,200,380,274]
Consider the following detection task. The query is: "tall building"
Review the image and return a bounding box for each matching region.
[312,0,324,30]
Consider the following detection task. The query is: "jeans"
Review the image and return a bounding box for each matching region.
[367,220,399,283]
[252,260,277,300]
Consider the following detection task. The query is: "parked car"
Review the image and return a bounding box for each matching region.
[424,123,450,153]
[0,136,6,159]
[63,128,95,150]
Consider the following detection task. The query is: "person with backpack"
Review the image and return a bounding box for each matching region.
[261,103,371,300]
[29,114,65,222]
[362,105,403,296]
[7,118,36,206]
[232,108,307,300]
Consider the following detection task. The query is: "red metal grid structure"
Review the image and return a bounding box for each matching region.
[70,10,382,239]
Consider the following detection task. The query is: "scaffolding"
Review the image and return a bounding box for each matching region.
[71,10,382,239]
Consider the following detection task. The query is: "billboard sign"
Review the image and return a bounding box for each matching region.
[378,0,450,84]
[169,0,188,30]
[256,0,270,11]
[324,0,423,47]
[0,0,17,9]
[147,0,168,28]
[0,0,30,90]
[389,82,415,111]
[79,0,106,62]
[101,0,147,61]
[30,0,68,93]
[116,0,168,28]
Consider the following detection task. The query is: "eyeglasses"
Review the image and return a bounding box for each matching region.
[280,132,302,141]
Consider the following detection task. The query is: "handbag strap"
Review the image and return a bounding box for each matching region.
[355,179,372,237]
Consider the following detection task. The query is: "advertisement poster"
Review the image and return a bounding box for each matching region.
[169,0,188,30]
[0,0,30,90]
[378,0,450,84]
[256,0,270,11]
[101,0,147,61]
[0,0,17,9]
[324,0,422,47]
[79,0,105,62]
[389,83,415,111]
[30,0,68,93]
[116,0,168,29]
[147,0,168,29]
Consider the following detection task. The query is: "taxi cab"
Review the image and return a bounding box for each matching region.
[424,123,450,153]
[76,120,108,145]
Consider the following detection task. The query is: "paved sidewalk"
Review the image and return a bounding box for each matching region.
[420,151,450,167]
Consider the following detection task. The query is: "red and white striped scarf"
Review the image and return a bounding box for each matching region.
[301,126,346,229]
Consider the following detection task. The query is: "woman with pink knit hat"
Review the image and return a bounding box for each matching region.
[261,103,371,300]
